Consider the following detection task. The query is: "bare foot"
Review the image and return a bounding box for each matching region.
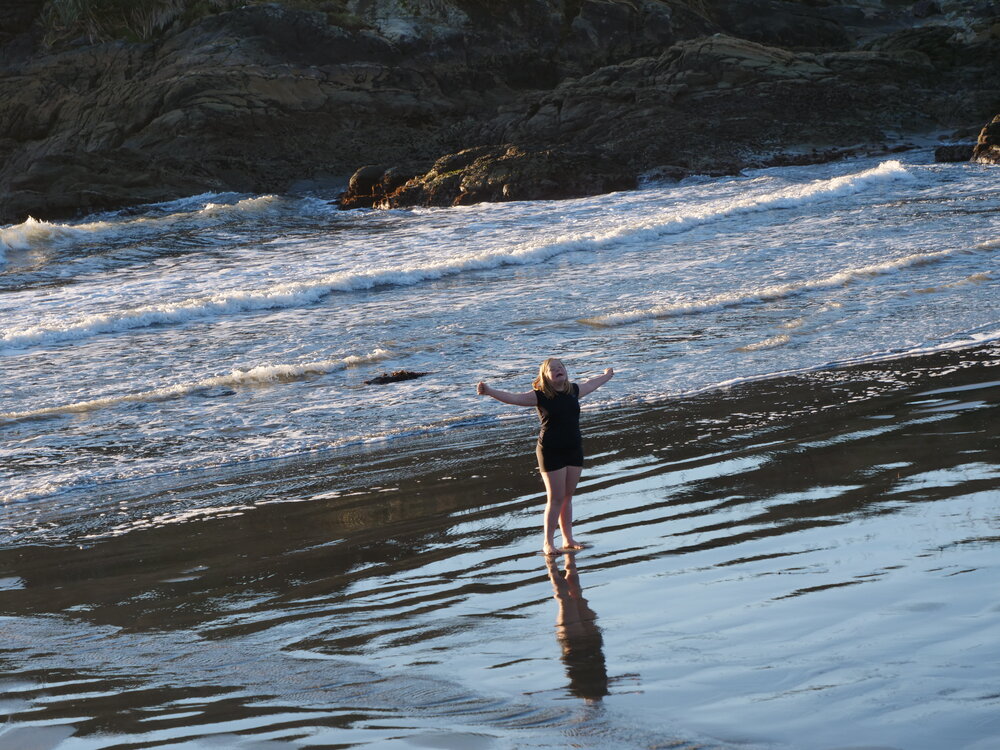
[543,543,558,556]
[561,540,584,551]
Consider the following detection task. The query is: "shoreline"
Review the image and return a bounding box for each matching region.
[4,337,998,547]
[1,329,998,749]
[0,136,953,233]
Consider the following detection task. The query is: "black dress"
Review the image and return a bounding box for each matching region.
[534,383,584,472]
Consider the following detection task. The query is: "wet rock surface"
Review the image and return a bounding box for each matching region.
[935,143,976,162]
[364,370,430,385]
[339,144,636,209]
[972,114,1000,164]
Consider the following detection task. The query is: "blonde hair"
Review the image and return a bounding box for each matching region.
[532,358,571,399]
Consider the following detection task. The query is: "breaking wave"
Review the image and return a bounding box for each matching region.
[1,161,914,350]
[581,247,973,327]
[0,195,288,255]
[0,349,391,423]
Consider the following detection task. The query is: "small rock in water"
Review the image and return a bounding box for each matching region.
[972,114,1000,164]
[934,143,974,162]
[364,370,429,385]
[194,387,237,398]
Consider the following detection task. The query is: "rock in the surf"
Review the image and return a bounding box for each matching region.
[934,143,975,162]
[337,165,423,210]
[363,144,637,209]
[364,370,429,385]
[972,114,1000,164]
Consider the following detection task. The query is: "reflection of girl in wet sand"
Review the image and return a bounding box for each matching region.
[546,554,609,701]
[477,358,614,555]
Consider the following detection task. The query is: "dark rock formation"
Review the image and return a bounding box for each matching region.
[474,33,977,177]
[364,370,429,385]
[935,143,975,162]
[912,0,942,19]
[339,144,636,209]
[2,1,1000,222]
[0,0,697,224]
[337,164,422,210]
[709,0,855,50]
[0,4,459,224]
[0,0,43,38]
[972,114,1000,164]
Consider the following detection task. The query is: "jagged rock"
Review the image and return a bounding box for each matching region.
[862,25,960,67]
[972,114,1000,164]
[640,165,692,183]
[912,0,942,19]
[934,143,975,162]
[338,28,1000,209]
[364,370,429,385]
[709,0,855,50]
[0,4,458,223]
[360,144,637,209]
[0,0,698,223]
[476,35,961,175]
[337,164,425,209]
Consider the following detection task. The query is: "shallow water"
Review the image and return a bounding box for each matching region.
[2,148,999,748]
[2,151,999,506]
[2,343,999,749]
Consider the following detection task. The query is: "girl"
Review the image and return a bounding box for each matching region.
[477,359,614,555]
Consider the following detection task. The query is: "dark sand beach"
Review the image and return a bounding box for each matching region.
[2,343,999,749]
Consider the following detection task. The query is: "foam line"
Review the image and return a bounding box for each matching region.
[736,334,792,352]
[608,159,914,240]
[0,240,576,348]
[0,195,284,254]
[0,349,391,422]
[703,328,1000,394]
[0,215,115,253]
[1,161,913,350]
[581,247,969,327]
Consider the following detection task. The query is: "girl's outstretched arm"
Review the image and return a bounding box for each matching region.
[578,368,614,398]
[477,381,537,407]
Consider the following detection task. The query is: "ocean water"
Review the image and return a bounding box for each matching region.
[2,151,997,510]
[2,150,1000,750]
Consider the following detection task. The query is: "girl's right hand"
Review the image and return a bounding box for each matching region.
[476,381,488,395]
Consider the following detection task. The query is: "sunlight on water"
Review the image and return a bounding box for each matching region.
[1,150,1000,749]
[1,151,998,503]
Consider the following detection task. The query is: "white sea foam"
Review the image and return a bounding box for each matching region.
[581,247,970,327]
[0,215,116,252]
[0,236,619,349]
[197,195,281,218]
[699,328,1000,396]
[0,195,288,257]
[0,162,914,350]
[737,334,792,352]
[0,349,391,422]
[607,159,914,238]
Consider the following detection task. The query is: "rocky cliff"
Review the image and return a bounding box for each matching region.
[1,0,998,223]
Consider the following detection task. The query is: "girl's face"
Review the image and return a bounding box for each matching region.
[546,360,568,385]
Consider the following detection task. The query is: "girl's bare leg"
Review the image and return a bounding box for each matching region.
[559,465,583,549]
[541,468,567,555]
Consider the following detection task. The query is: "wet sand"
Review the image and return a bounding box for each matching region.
[2,344,999,750]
